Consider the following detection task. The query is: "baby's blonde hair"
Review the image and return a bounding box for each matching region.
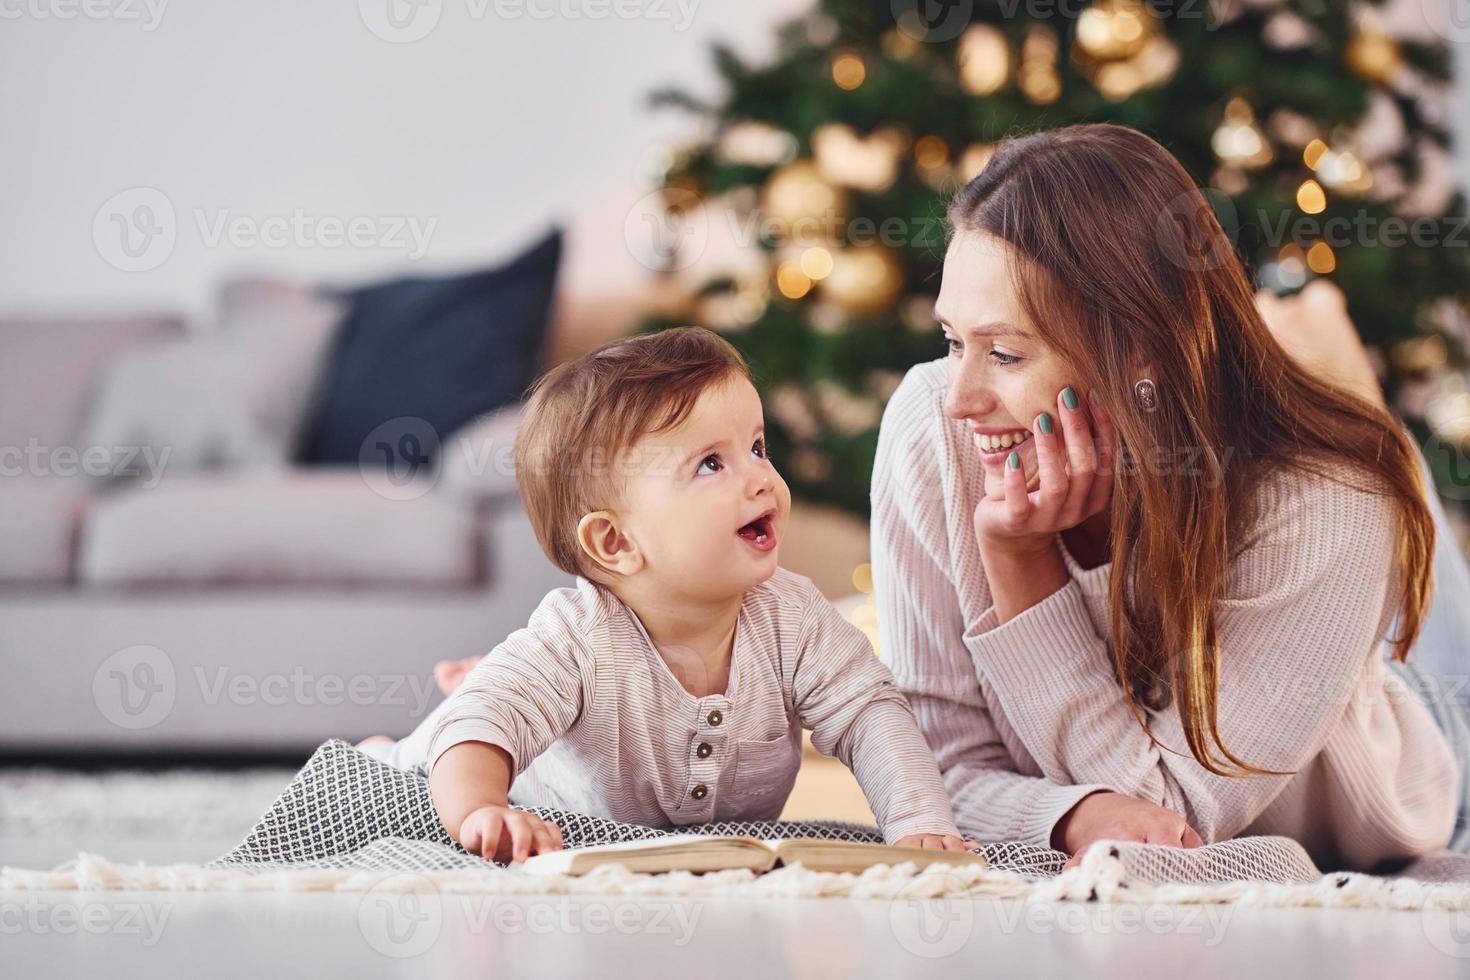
[514,326,750,582]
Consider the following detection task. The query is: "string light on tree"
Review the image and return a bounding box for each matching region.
[1304,138,1373,196]
[1212,98,1274,170]
[1076,0,1152,60]
[1306,241,1336,275]
[1072,0,1175,101]
[1019,24,1062,104]
[1296,178,1327,214]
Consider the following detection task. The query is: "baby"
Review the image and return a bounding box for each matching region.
[363,327,967,863]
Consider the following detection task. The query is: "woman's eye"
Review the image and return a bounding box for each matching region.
[988,348,1021,367]
[696,454,722,476]
[943,335,963,356]
[752,439,768,460]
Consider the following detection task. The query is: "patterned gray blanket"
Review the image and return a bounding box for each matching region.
[207,740,1470,889]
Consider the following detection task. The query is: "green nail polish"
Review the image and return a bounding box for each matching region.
[1007,450,1020,470]
[1062,387,1079,410]
[1037,412,1053,435]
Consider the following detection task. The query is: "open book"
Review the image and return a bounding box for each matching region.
[520,834,987,876]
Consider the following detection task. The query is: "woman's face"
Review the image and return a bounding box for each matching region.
[935,230,1080,500]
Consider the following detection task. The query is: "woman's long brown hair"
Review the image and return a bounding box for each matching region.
[947,123,1435,776]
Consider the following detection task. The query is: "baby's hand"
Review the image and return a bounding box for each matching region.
[894,833,980,852]
[458,803,563,863]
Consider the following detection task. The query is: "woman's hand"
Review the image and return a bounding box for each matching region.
[972,386,1117,554]
[459,803,564,864]
[1054,791,1203,870]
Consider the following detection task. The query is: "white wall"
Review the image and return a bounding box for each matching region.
[0,0,808,319]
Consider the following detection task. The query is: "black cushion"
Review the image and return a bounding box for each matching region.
[298,228,561,466]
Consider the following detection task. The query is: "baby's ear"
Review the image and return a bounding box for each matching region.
[575,511,643,577]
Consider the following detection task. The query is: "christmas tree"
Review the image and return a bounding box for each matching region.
[636,0,1469,518]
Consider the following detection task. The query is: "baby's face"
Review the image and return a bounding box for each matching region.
[617,375,791,602]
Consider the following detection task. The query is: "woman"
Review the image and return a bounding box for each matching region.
[872,122,1470,873]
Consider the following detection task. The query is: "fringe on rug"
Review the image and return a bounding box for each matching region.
[7,845,1470,913]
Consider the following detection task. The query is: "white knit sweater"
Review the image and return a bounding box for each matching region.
[872,358,1458,871]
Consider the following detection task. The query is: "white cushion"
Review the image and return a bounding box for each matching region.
[80,472,479,587]
[437,401,525,505]
[78,287,342,480]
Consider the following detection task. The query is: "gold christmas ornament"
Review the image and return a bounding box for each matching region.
[1346,29,1402,85]
[820,244,904,313]
[812,124,905,193]
[717,122,798,168]
[832,51,866,90]
[958,24,1009,96]
[761,161,846,240]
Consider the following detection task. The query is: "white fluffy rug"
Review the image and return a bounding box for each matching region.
[0,766,296,868]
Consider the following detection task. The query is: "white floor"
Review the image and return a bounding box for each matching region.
[5,890,1469,978]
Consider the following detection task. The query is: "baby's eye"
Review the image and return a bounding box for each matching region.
[752,438,768,460]
[696,454,722,476]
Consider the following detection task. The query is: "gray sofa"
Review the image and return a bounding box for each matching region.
[0,300,573,756]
